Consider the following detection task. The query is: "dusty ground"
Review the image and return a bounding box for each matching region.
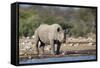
[19,36,96,59]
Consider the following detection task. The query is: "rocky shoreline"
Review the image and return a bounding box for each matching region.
[19,49,96,60]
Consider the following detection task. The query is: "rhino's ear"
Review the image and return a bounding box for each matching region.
[57,27,60,32]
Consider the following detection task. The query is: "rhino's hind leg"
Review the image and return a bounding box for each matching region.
[35,41,39,55]
[40,42,45,55]
[34,29,40,56]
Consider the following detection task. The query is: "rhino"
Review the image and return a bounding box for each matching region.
[34,24,66,55]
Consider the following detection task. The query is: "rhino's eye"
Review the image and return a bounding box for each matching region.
[57,27,60,32]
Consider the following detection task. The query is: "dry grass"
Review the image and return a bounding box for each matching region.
[61,43,96,51]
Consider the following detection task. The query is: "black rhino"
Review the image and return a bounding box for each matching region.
[34,24,66,55]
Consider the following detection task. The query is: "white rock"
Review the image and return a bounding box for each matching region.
[63,44,66,46]
[45,47,50,51]
[74,43,79,46]
[21,42,25,45]
[88,43,93,46]
[28,56,31,59]
[26,37,30,39]
[32,35,35,39]
[69,43,73,46]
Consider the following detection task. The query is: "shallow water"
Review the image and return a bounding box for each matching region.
[19,55,96,64]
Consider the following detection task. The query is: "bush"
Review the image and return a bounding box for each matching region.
[19,6,96,38]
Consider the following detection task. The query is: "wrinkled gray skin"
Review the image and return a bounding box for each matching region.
[34,24,65,55]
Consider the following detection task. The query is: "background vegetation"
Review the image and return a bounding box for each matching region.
[19,5,96,37]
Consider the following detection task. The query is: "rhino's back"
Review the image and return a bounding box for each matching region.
[37,24,51,44]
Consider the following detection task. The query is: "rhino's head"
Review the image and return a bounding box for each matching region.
[56,27,66,43]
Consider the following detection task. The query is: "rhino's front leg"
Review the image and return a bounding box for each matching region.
[50,40,55,55]
[56,42,61,55]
